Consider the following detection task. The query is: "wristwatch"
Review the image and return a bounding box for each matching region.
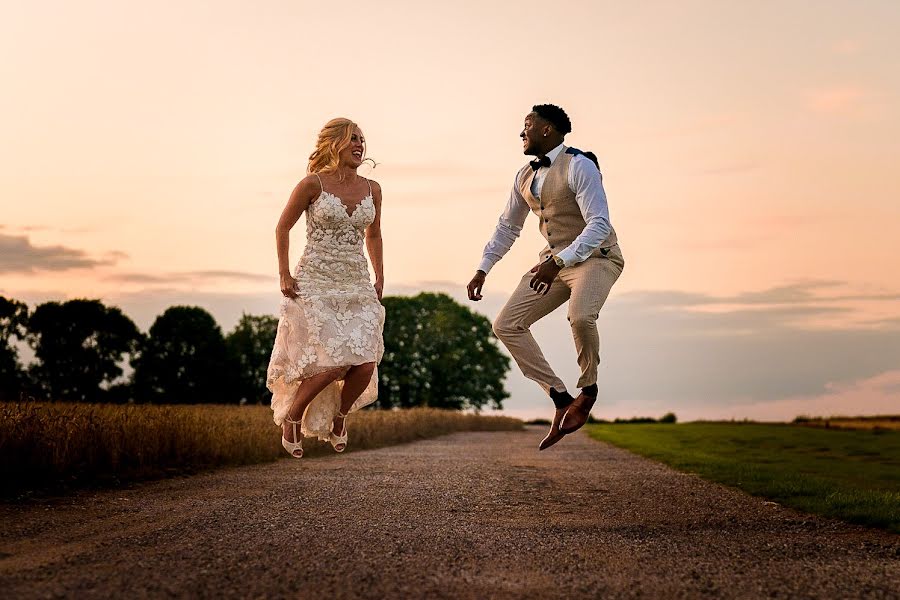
[551,255,565,268]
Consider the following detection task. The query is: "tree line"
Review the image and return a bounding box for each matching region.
[0,292,509,411]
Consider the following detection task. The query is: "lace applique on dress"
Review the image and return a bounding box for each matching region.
[266,180,385,441]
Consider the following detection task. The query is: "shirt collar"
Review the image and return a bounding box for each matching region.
[545,143,565,165]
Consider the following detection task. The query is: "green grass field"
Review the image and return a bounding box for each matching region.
[586,422,900,533]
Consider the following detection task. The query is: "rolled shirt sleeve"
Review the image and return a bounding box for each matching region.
[555,155,612,267]
[478,179,531,274]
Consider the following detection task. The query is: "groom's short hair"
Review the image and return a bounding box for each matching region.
[532,104,572,135]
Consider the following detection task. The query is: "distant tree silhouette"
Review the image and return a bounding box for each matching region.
[26,299,141,402]
[377,293,510,411]
[226,313,278,404]
[659,412,678,423]
[132,306,232,403]
[0,296,29,401]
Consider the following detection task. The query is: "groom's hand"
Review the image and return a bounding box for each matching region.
[529,259,561,295]
[467,270,486,301]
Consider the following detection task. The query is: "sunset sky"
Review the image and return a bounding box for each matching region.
[2,1,899,420]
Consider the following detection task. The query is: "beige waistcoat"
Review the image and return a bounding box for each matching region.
[516,148,618,261]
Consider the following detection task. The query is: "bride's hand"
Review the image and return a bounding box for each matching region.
[374,278,384,301]
[280,273,298,298]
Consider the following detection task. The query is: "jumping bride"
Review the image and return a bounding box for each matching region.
[266,118,385,458]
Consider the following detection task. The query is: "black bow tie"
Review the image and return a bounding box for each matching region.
[529,155,551,171]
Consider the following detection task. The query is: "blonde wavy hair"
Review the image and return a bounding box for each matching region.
[307,118,365,175]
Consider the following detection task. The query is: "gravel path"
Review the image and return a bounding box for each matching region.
[1,426,898,599]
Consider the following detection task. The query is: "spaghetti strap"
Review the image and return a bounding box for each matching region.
[366,178,372,197]
[314,173,324,194]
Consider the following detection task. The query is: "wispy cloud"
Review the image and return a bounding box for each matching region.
[106,270,273,284]
[632,112,744,140]
[626,281,900,310]
[806,85,870,115]
[679,233,779,251]
[104,289,281,332]
[832,39,862,56]
[0,233,115,274]
[104,250,130,261]
[373,163,494,178]
[717,369,900,422]
[677,214,828,251]
[694,161,760,176]
[6,225,97,235]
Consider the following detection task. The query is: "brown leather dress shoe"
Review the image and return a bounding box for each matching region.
[559,392,597,435]
[538,406,570,451]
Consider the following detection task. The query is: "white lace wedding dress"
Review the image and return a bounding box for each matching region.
[266,176,385,441]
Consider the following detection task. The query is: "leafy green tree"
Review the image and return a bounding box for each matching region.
[0,296,29,400]
[27,299,141,402]
[226,313,278,404]
[378,292,510,410]
[132,306,232,403]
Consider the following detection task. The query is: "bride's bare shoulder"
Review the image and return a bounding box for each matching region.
[289,174,324,201]
[282,175,323,211]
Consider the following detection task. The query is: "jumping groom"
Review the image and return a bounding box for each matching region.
[467,104,624,450]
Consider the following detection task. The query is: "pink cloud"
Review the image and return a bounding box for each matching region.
[832,39,862,56]
[807,86,869,115]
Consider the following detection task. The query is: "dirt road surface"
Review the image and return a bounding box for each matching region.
[1,427,898,599]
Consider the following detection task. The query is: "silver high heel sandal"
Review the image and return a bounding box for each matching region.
[282,416,304,458]
[330,411,349,453]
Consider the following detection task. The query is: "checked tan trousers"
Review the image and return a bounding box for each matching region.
[492,245,625,394]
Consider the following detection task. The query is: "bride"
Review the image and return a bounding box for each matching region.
[266,118,385,458]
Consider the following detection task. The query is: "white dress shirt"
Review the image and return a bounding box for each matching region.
[478,143,612,274]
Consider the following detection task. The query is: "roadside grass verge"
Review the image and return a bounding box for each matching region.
[1,402,521,497]
[586,422,900,533]
[794,415,900,431]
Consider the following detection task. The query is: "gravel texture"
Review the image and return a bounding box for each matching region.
[1,426,898,599]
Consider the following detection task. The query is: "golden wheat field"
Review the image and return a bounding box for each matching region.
[794,415,900,431]
[0,402,522,495]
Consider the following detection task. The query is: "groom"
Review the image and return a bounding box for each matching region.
[467,104,624,450]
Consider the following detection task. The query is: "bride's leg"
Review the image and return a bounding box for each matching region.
[283,369,343,442]
[332,362,376,436]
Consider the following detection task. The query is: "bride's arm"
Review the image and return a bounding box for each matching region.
[365,181,384,300]
[275,175,320,298]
